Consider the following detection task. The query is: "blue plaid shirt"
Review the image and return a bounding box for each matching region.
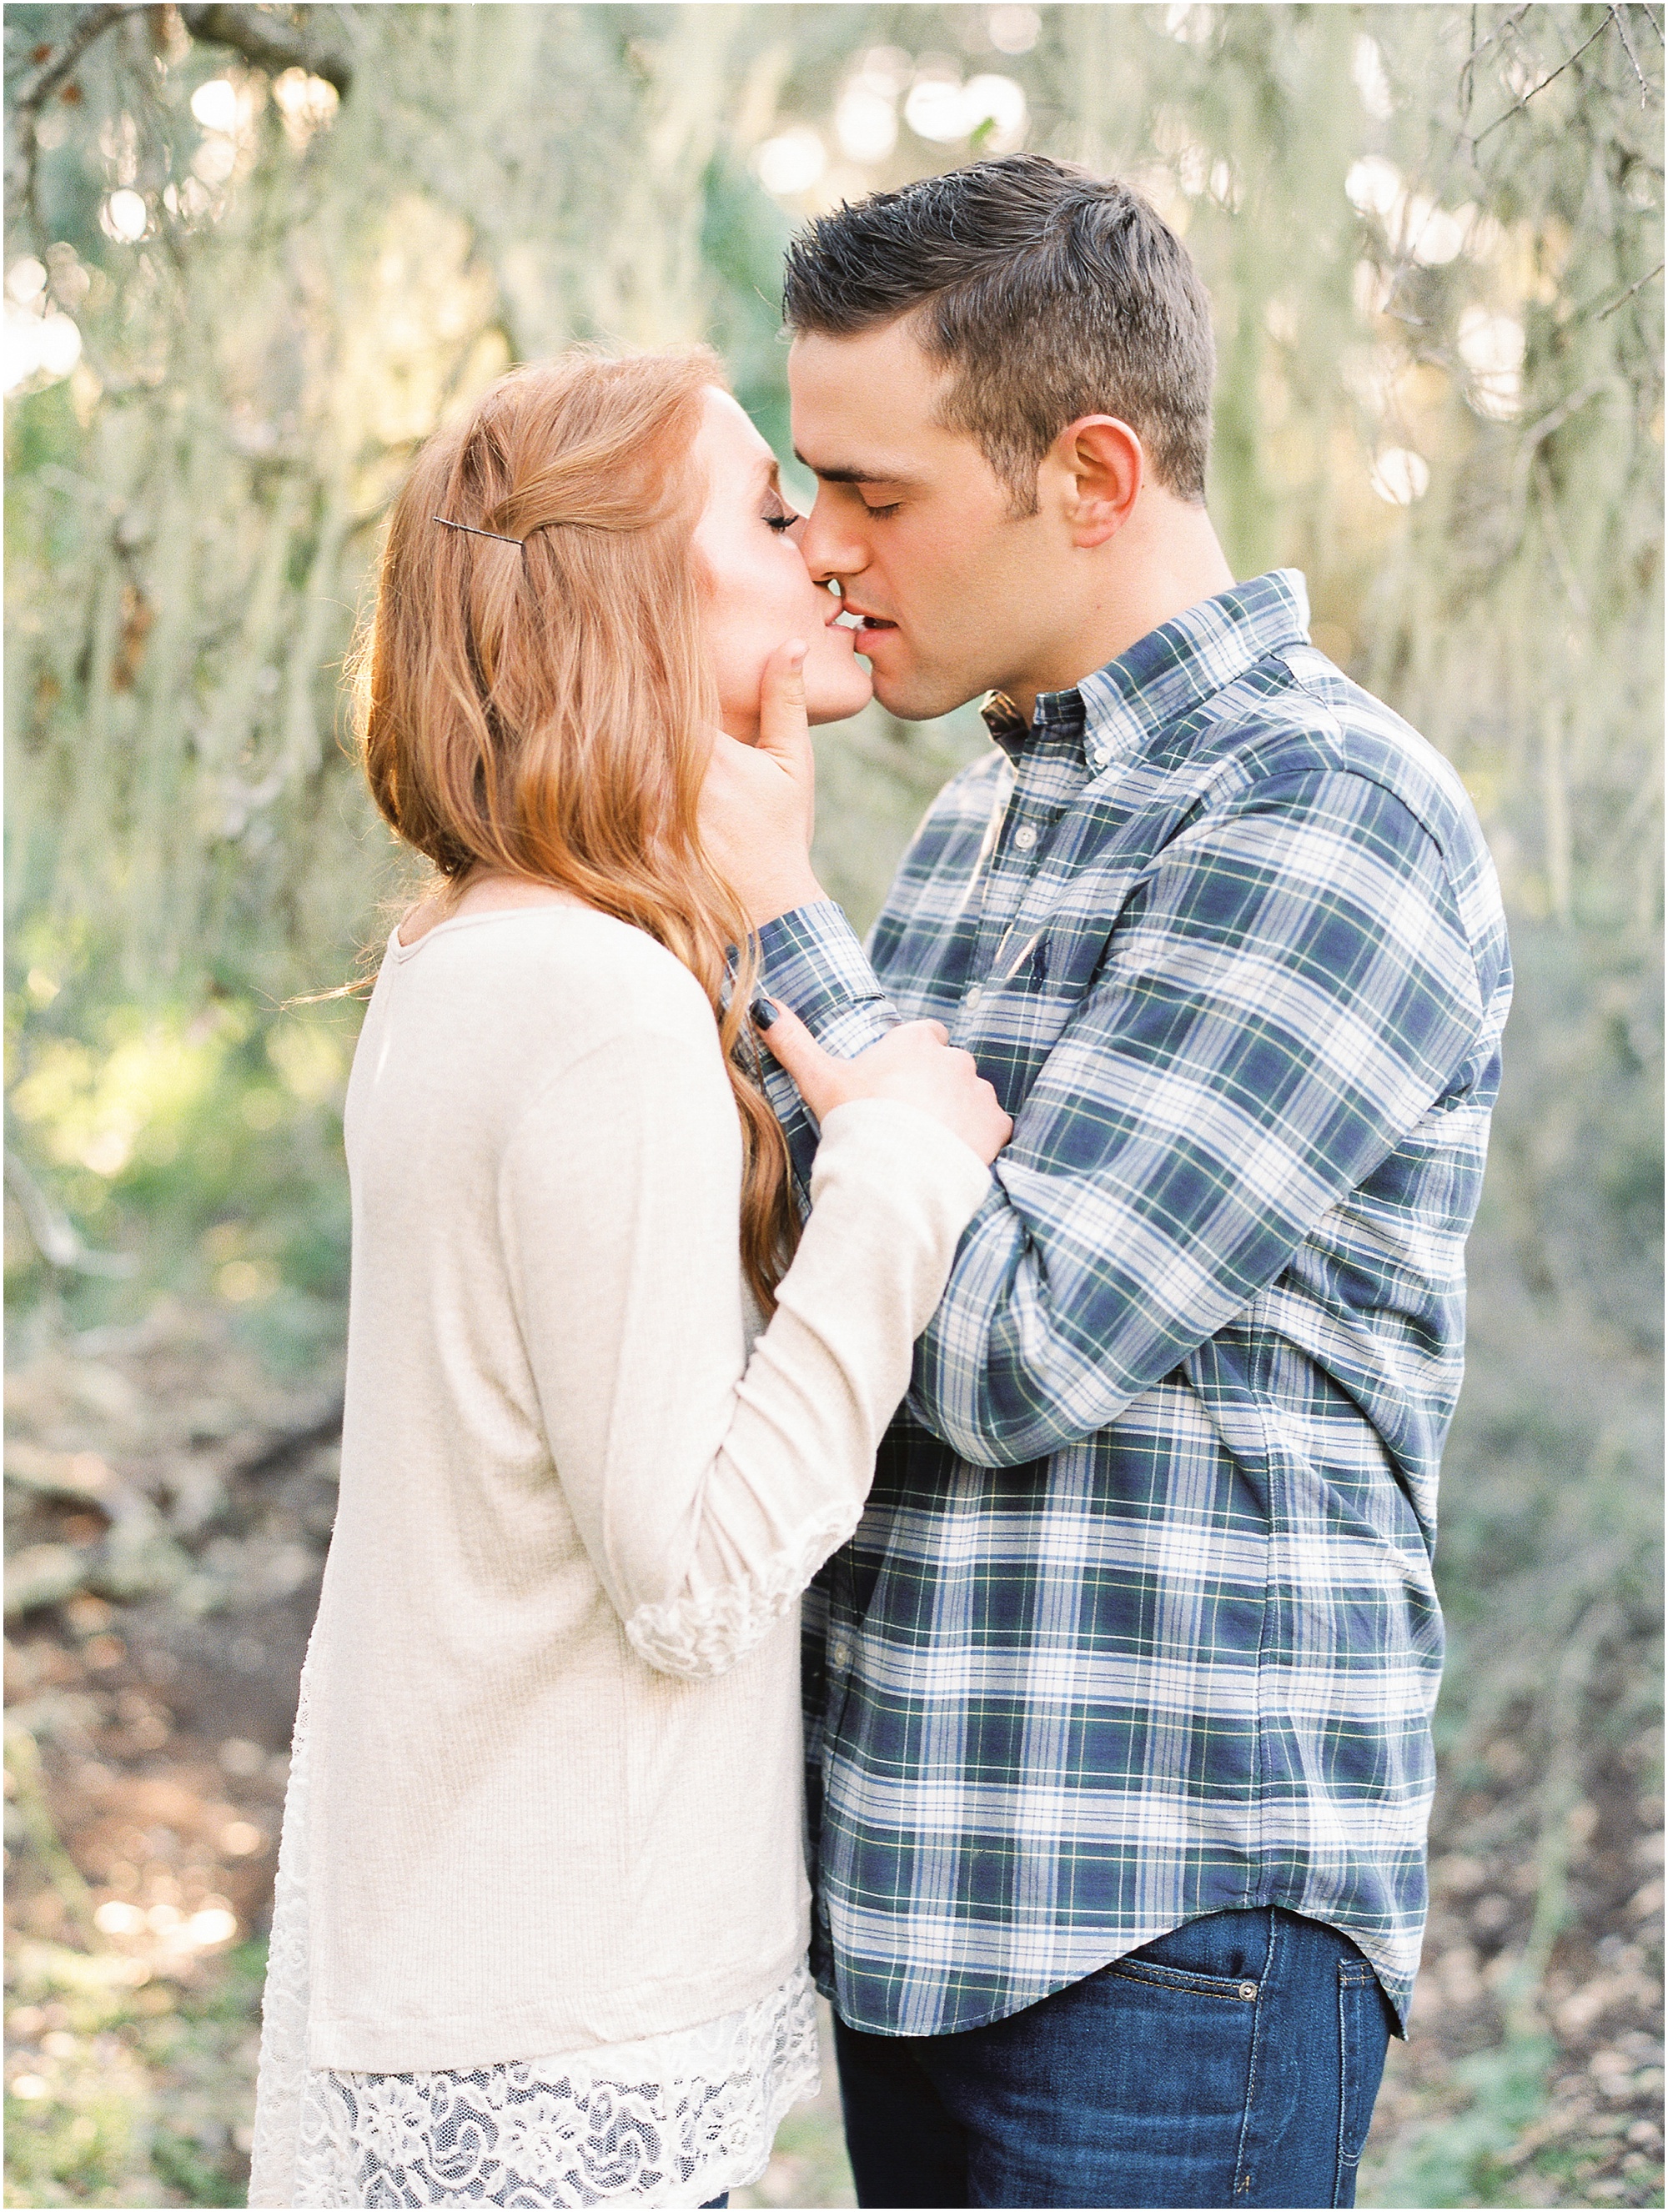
[757,570,1511,2036]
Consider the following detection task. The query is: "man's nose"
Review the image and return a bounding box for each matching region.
[798,490,867,586]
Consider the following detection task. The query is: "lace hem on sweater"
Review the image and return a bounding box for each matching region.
[624,1501,862,1678]
[249,1669,820,2208]
[291,1965,818,2208]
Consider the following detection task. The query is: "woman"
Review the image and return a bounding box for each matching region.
[248,347,1009,2210]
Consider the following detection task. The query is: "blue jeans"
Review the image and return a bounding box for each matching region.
[833,1908,1395,2208]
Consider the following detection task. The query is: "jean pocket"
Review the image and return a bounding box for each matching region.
[1334,1962,1392,2205]
[1104,1909,1272,2004]
[1106,1954,1262,2004]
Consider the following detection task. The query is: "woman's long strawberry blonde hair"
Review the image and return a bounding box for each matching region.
[354,347,796,1307]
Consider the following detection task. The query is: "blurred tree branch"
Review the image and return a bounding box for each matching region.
[8,3,352,253]
[1595,257,1666,318]
[7,4,148,248]
[4,1153,137,1279]
[1470,13,1617,143]
[177,5,353,97]
[1608,2,1652,100]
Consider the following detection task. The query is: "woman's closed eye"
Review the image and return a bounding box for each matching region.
[763,499,802,535]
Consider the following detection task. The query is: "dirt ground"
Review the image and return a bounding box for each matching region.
[4,1303,1662,2209]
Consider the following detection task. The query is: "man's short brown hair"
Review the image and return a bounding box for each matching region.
[782,153,1215,509]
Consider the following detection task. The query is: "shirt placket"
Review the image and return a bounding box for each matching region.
[959,709,1090,1025]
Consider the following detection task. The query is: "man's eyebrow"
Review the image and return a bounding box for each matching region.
[791,448,917,486]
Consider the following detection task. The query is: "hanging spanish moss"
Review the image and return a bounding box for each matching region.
[3,11,1662,2206]
[5,8,1659,986]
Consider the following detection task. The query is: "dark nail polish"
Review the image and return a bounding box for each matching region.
[750,994,777,1030]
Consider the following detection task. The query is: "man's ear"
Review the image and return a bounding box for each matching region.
[1047,415,1144,548]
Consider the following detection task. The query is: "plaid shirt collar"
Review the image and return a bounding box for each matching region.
[982,567,1312,775]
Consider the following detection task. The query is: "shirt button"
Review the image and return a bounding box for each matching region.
[965,985,982,1009]
[1238,1982,1259,2002]
[1012,823,1037,850]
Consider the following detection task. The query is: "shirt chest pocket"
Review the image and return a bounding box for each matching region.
[967,920,1115,1080]
[958,847,1151,1066]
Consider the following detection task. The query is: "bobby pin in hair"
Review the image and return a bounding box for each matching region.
[433,515,525,547]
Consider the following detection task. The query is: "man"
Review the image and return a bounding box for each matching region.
[703,154,1511,2209]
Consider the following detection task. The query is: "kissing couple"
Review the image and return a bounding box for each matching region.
[249,154,1510,2212]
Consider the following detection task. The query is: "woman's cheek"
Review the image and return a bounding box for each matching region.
[774,541,827,619]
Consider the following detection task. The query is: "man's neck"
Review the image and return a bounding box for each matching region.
[1003,500,1238,727]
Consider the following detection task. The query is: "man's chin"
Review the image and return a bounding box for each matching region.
[869,665,982,725]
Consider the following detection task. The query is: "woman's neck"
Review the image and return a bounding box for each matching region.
[397,871,581,948]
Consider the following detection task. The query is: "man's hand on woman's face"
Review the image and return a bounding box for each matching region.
[698,637,826,928]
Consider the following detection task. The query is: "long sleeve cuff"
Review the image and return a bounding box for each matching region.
[756,903,902,1193]
[756,902,897,1051]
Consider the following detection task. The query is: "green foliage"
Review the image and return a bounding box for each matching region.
[3,10,1661,2204]
[6,981,353,1354]
[1373,2029,1559,2208]
[4,1935,266,2207]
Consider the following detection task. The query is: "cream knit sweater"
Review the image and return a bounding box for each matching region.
[293,902,991,2074]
